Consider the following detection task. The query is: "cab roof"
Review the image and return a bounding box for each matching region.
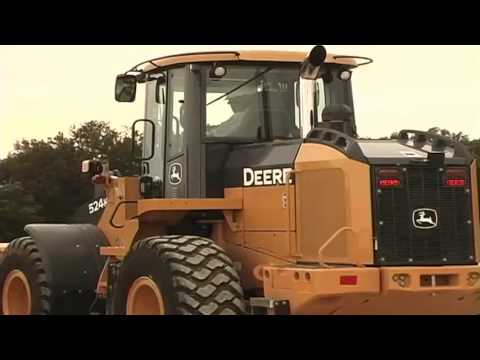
[130,50,358,73]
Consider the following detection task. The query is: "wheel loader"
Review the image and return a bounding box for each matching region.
[1,45,479,315]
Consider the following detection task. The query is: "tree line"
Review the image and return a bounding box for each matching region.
[0,122,479,243]
[0,121,140,242]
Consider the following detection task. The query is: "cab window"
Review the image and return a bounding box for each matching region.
[205,64,301,141]
[167,67,186,158]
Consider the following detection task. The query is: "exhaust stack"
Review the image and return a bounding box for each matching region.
[300,45,327,80]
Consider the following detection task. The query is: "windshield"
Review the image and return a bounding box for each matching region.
[206,64,307,141]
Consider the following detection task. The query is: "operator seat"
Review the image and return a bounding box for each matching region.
[320,104,357,138]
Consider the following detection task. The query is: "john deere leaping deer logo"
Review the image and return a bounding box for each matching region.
[412,208,438,229]
[169,163,182,185]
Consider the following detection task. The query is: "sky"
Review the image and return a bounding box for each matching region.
[1,45,480,158]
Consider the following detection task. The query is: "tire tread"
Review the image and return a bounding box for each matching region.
[1,237,53,314]
[132,236,246,315]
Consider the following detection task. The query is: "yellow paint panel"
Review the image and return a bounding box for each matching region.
[244,231,292,257]
[294,144,374,264]
[243,186,295,232]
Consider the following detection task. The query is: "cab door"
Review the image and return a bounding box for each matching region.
[164,67,187,198]
[140,73,167,198]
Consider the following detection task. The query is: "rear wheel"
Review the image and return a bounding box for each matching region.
[0,237,52,315]
[112,235,247,315]
[2,270,32,315]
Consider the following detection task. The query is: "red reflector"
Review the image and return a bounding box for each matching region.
[340,275,358,285]
[446,178,466,187]
[378,179,401,187]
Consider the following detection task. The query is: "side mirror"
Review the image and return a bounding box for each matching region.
[300,45,327,80]
[115,74,137,102]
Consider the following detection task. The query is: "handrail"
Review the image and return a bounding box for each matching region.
[131,119,156,162]
[109,201,138,229]
[127,51,241,74]
[284,168,361,267]
[317,226,360,267]
[284,169,297,235]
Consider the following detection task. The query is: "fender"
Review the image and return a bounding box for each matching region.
[24,224,108,313]
[71,191,108,225]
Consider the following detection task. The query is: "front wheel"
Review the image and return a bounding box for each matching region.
[0,237,52,315]
[112,236,247,315]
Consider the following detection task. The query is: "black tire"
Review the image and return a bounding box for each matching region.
[0,237,52,315]
[112,235,247,315]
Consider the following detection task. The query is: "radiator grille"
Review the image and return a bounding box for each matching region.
[373,166,475,265]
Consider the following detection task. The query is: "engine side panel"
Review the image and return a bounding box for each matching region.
[294,143,374,264]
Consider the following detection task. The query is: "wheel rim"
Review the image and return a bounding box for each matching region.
[126,276,165,315]
[2,270,32,315]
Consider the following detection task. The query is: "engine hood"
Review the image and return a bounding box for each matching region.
[357,140,472,165]
[305,128,474,166]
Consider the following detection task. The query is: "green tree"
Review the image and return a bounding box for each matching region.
[0,121,140,242]
[71,121,140,176]
[427,127,470,144]
[3,133,90,223]
[0,182,45,242]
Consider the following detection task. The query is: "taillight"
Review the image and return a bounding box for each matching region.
[377,168,402,188]
[444,168,468,187]
[446,179,466,187]
[379,179,401,187]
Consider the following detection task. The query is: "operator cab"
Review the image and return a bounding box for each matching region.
[114,47,369,199]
